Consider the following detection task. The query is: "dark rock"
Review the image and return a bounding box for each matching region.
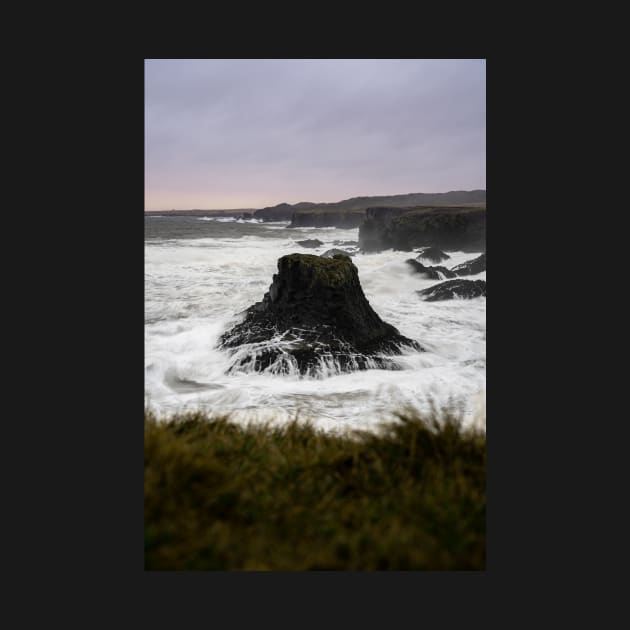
[416,247,450,264]
[220,254,421,375]
[359,206,486,252]
[417,279,486,302]
[288,210,365,229]
[296,239,324,248]
[405,259,456,280]
[253,203,296,222]
[322,248,355,258]
[450,253,486,276]
[358,207,411,251]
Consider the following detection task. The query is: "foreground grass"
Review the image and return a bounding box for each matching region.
[145,410,485,570]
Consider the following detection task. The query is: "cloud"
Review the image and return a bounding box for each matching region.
[145,59,485,209]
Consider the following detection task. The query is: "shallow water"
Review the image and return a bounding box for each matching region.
[144,215,486,431]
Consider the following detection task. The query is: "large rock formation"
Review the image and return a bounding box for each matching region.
[451,253,486,276]
[360,206,486,253]
[405,259,456,280]
[219,254,421,375]
[418,279,487,302]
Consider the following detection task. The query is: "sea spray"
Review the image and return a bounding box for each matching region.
[145,216,486,430]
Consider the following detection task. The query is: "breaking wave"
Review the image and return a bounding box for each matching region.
[145,217,486,431]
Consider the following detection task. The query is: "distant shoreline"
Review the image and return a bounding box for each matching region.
[144,190,486,218]
[144,209,255,217]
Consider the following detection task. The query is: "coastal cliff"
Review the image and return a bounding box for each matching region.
[253,203,304,222]
[252,190,486,226]
[287,209,366,229]
[359,206,486,252]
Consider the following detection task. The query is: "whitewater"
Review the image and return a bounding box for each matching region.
[145,216,486,432]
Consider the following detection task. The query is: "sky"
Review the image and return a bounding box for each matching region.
[145,59,485,211]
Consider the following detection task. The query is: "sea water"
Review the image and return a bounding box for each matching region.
[145,216,486,432]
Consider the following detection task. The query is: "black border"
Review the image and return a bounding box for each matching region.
[27,39,593,620]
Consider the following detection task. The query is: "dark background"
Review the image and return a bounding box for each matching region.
[6,16,613,625]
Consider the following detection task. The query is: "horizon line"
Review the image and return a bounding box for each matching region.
[144,188,487,213]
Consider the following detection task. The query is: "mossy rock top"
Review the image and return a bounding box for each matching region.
[279,253,356,289]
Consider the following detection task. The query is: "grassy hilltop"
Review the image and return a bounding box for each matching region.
[145,409,486,571]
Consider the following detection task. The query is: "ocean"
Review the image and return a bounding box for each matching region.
[144,215,486,432]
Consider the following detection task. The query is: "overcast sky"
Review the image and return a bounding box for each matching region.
[145,59,485,210]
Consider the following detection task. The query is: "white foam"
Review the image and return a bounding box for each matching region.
[145,226,485,431]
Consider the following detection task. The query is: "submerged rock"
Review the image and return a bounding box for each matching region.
[220,253,421,375]
[405,259,456,280]
[416,247,451,264]
[296,239,324,248]
[451,253,486,276]
[333,240,359,247]
[322,248,355,258]
[417,279,486,301]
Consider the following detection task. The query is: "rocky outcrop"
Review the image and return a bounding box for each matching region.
[358,207,415,251]
[417,279,486,302]
[361,207,408,248]
[253,203,297,222]
[416,247,451,264]
[287,209,366,228]
[360,206,486,253]
[405,260,456,280]
[451,253,486,276]
[219,254,421,375]
[322,248,356,258]
[253,201,321,222]
[296,239,323,248]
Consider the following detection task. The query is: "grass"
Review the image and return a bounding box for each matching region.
[144,409,485,570]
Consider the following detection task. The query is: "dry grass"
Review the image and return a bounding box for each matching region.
[145,409,485,570]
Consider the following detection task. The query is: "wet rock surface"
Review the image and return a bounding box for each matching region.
[220,254,421,374]
[450,253,486,276]
[418,279,486,301]
[416,247,451,264]
[405,259,456,280]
